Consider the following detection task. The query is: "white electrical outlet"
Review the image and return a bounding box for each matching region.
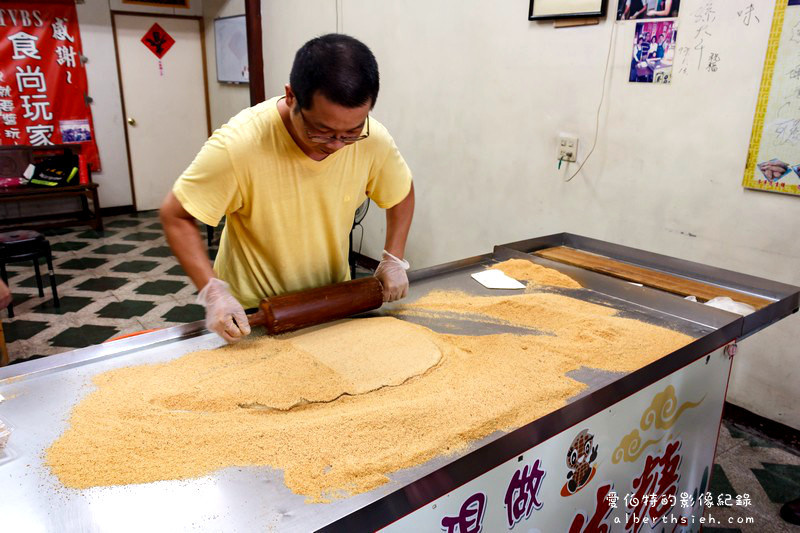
[558,135,578,163]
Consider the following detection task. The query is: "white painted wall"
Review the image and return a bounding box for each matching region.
[74,0,243,208]
[262,0,338,95]
[203,0,250,129]
[76,0,133,208]
[108,0,202,17]
[262,0,800,429]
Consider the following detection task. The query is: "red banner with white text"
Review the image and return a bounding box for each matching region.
[0,1,100,170]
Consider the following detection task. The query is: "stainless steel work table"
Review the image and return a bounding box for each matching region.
[1,234,797,532]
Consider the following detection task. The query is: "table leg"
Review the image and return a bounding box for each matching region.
[0,263,12,319]
[80,193,89,218]
[0,321,8,367]
[45,243,59,308]
[33,259,44,297]
[90,188,103,232]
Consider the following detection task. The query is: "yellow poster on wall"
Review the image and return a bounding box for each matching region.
[744,0,800,196]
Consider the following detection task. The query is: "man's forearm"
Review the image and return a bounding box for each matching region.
[384,183,415,258]
[160,193,216,291]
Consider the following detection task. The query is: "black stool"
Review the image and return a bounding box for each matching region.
[0,230,60,318]
[206,225,214,248]
[205,216,225,250]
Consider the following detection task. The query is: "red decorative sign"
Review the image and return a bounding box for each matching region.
[141,23,174,59]
[0,1,101,170]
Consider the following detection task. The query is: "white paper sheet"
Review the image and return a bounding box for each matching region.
[470,269,526,290]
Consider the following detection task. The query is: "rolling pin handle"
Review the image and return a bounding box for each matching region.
[248,309,266,327]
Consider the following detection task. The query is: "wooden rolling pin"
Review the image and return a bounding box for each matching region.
[247,277,384,335]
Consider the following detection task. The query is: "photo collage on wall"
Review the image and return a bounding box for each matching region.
[616,0,681,85]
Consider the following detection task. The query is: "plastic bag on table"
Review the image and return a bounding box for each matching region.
[28,151,79,188]
[704,296,756,316]
[0,418,11,450]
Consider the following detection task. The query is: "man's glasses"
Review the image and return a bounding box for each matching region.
[298,108,370,144]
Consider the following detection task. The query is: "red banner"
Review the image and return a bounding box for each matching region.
[0,2,101,170]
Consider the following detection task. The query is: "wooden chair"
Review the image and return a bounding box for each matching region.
[0,145,102,232]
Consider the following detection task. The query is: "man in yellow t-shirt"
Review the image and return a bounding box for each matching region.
[160,34,414,343]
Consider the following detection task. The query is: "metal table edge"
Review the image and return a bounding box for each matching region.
[0,321,208,382]
[490,245,740,333]
[407,252,494,283]
[496,234,800,339]
[500,233,800,301]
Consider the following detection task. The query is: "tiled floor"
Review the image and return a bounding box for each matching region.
[1,210,212,363]
[706,422,800,532]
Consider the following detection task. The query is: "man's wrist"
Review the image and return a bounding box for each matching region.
[197,277,229,305]
[381,250,410,270]
[383,245,406,260]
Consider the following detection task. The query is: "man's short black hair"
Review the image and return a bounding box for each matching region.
[290,34,379,111]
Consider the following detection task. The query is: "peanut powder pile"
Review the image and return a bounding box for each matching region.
[492,258,582,289]
[47,290,691,502]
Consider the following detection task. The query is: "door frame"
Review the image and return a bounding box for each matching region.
[110,11,212,211]
[244,0,265,106]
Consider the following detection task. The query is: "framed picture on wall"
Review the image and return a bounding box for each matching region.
[122,0,190,7]
[214,15,249,84]
[529,0,607,20]
[615,0,681,20]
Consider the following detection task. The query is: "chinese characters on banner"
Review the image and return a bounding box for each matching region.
[441,492,486,533]
[624,440,682,533]
[504,459,545,528]
[0,1,101,170]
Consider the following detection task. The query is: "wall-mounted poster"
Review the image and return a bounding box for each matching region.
[743,0,800,196]
[629,21,677,84]
[122,0,189,7]
[528,0,607,20]
[616,0,680,20]
[214,15,248,84]
[0,0,101,170]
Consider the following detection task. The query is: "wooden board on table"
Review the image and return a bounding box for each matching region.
[535,246,772,310]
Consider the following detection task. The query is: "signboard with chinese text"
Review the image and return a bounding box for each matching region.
[743,0,800,196]
[382,346,739,532]
[0,1,100,170]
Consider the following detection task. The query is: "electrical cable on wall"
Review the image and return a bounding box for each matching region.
[356,199,370,257]
[565,21,618,182]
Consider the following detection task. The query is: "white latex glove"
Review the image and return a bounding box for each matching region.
[374,250,410,302]
[197,278,251,343]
